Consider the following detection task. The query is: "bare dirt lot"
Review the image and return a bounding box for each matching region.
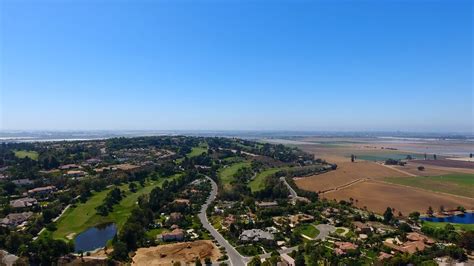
[295,161,408,193]
[322,180,474,215]
[132,240,221,266]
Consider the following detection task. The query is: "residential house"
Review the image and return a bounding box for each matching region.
[352,221,372,234]
[173,199,191,206]
[161,229,185,242]
[279,254,295,266]
[0,212,33,227]
[28,185,56,196]
[383,233,434,254]
[168,212,183,224]
[59,164,80,170]
[66,170,86,178]
[240,229,274,242]
[10,197,38,208]
[256,201,278,208]
[334,241,358,255]
[0,250,19,266]
[289,213,314,228]
[12,179,34,186]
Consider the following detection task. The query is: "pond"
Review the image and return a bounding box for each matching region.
[74,223,117,252]
[421,213,474,224]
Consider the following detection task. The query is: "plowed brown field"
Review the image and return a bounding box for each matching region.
[321,180,474,215]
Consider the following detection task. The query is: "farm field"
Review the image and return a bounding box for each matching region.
[321,180,474,215]
[249,167,288,192]
[218,161,251,190]
[132,240,221,265]
[52,174,181,240]
[295,161,408,193]
[411,159,474,170]
[14,150,39,160]
[383,174,474,199]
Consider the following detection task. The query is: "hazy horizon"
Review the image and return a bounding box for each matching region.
[1,0,473,132]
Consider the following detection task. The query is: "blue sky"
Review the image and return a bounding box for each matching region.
[1,0,472,132]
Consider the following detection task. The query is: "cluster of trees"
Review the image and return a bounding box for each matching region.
[96,188,123,216]
[385,159,406,166]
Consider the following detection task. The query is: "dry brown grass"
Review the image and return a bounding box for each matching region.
[322,180,474,215]
[295,161,408,193]
[132,240,221,266]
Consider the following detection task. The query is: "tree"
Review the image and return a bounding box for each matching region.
[248,256,261,266]
[129,182,138,193]
[111,241,128,261]
[195,258,202,266]
[409,211,420,221]
[383,207,393,224]
[439,205,445,213]
[3,182,16,195]
[295,252,305,266]
[427,206,434,216]
[458,231,474,252]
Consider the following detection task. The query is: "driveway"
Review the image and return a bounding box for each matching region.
[315,224,336,240]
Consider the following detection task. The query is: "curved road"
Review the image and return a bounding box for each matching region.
[199,176,248,266]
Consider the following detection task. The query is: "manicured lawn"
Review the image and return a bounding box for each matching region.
[297,224,320,238]
[145,228,168,238]
[188,143,208,157]
[384,174,474,198]
[249,167,287,192]
[422,221,474,231]
[218,161,251,190]
[14,150,39,160]
[52,174,181,241]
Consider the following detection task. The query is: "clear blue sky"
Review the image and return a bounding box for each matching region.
[1,0,472,132]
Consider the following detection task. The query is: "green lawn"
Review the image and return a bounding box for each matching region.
[297,224,320,238]
[422,221,474,232]
[14,150,39,160]
[218,161,251,190]
[188,143,208,157]
[384,174,474,198]
[249,167,287,192]
[176,143,208,163]
[52,174,181,241]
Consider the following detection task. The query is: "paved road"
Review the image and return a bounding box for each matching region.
[280,176,298,198]
[199,176,248,266]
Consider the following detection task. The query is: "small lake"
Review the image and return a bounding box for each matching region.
[421,213,474,224]
[74,223,117,252]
